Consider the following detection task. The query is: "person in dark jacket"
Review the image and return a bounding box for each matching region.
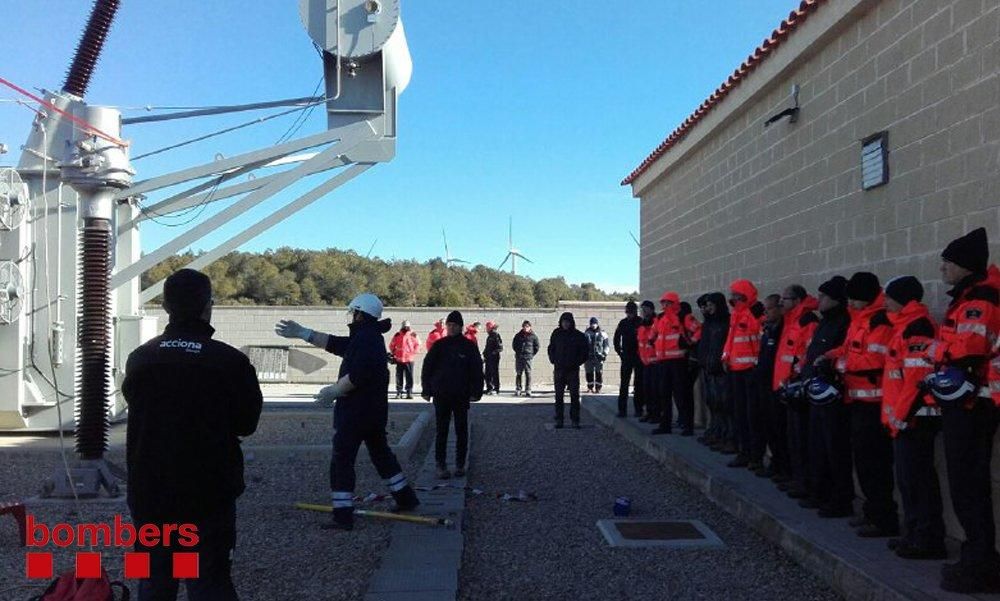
[422,310,484,479]
[800,276,853,518]
[483,321,503,395]
[124,269,263,601]
[512,321,540,397]
[614,301,643,417]
[697,292,730,450]
[584,317,610,393]
[276,292,419,531]
[548,312,589,428]
[755,293,788,479]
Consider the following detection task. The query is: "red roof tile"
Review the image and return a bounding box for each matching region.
[622,0,827,186]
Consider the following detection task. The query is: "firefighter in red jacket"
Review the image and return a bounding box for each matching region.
[389,320,421,399]
[774,285,819,500]
[924,228,1000,593]
[825,272,898,538]
[426,319,445,351]
[882,276,946,562]
[652,292,691,435]
[722,279,761,467]
[637,300,659,422]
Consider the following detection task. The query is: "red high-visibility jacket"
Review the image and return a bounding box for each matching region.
[987,336,1000,405]
[655,307,687,361]
[426,325,445,351]
[389,330,422,363]
[773,295,820,390]
[827,293,893,404]
[929,265,1000,402]
[464,325,479,345]
[883,301,937,436]
[637,320,657,366]
[684,314,702,346]
[722,279,760,372]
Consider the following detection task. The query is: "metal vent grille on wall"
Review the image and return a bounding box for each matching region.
[247,346,290,382]
[861,131,889,190]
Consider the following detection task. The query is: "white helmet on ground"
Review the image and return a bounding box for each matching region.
[348,293,383,320]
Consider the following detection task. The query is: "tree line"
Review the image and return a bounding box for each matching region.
[141,248,636,308]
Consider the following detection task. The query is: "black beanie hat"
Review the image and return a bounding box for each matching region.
[625,300,638,313]
[640,300,655,312]
[885,276,924,305]
[446,310,464,326]
[818,275,848,304]
[696,293,709,307]
[163,269,212,322]
[942,227,989,274]
[846,272,880,303]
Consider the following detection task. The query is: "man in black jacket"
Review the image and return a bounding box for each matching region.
[755,293,787,479]
[801,276,853,518]
[512,321,540,397]
[124,269,263,601]
[422,311,484,479]
[614,301,643,417]
[697,292,730,449]
[483,321,503,395]
[548,312,589,428]
[275,292,419,531]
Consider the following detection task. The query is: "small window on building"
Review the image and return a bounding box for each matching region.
[861,132,889,190]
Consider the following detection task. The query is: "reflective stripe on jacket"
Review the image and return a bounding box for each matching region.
[773,295,819,390]
[828,293,892,404]
[883,301,937,436]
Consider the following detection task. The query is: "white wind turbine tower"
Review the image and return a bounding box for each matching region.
[442,228,469,267]
[498,217,533,275]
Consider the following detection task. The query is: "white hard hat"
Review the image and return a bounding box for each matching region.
[347,293,383,320]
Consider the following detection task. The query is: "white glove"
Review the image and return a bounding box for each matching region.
[275,319,313,341]
[315,382,346,405]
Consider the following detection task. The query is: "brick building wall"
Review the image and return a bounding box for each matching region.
[627,0,999,553]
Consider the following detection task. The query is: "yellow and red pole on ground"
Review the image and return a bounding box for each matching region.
[294,502,455,528]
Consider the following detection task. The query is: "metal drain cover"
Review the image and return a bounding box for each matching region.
[597,519,724,548]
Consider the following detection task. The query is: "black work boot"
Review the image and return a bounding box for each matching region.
[322,507,354,531]
[391,485,420,512]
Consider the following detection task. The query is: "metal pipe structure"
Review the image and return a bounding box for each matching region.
[2,0,412,497]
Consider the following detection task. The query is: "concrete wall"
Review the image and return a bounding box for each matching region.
[630,0,999,550]
[635,0,999,313]
[145,301,636,388]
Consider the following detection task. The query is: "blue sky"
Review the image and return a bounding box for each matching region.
[1,1,797,293]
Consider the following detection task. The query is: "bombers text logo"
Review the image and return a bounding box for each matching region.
[159,339,203,353]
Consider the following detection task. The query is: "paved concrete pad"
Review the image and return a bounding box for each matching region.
[583,395,995,601]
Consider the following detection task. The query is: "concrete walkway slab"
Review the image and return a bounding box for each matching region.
[583,395,997,601]
[365,420,470,600]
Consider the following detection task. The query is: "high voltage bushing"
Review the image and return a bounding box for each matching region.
[75,220,112,459]
[63,0,122,97]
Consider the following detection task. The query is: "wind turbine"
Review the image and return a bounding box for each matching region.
[442,228,469,267]
[498,217,533,275]
[629,231,640,247]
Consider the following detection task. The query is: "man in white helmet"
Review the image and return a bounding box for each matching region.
[275,293,419,530]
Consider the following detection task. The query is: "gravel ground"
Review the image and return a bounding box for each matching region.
[0,406,430,600]
[249,409,418,446]
[459,403,841,601]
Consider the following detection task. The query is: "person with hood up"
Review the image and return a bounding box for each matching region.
[584,317,611,393]
[464,322,481,345]
[548,312,589,428]
[275,293,420,531]
[483,321,503,395]
[722,279,761,465]
[825,273,898,538]
[882,276,946,563]
[637,301,660,422]
[926,228,1000,593]
[653,292,692,435]
[426,319,445,351]
[421,311,484,479]
[697,292,730,449]
[512,321,540,397]
[800,276,853,518]
[614,301,644,417]
[389,320,421,399]
[775,285,820,500]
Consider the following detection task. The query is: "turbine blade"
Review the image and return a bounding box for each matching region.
[498,253,511,270]
[629,231,640,247]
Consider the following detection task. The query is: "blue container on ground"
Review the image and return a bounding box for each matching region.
[613,496,632,516]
